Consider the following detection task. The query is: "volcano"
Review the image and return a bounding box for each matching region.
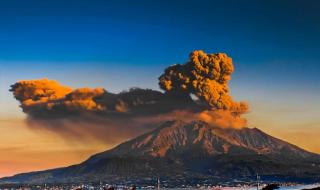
[1,120,320,184]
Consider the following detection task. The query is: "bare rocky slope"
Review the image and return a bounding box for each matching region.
[1,120,320,184]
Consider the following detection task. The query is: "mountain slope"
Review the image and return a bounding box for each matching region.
[94,120,316,158]
[1,120,320,184]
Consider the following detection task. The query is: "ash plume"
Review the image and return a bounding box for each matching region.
[159,50,248,115]
[10,50,249,143]
[10,79,193,118]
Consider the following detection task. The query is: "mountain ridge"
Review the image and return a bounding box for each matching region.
[1,120,319,184]
[91,120,318,159]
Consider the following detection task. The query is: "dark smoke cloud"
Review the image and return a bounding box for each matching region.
[159,50,248,115]
[10,51,249,143]
[10,79,198,119]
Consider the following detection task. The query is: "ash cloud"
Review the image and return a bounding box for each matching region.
[10,51,249,143]
[10,79,197,119]
[159,50,248,115]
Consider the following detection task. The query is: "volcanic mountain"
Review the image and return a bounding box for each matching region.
[1,120,320,184]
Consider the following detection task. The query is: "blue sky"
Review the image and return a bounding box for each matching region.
[1,1,319,75]
[0,0,319,120]
[1,0,320,63]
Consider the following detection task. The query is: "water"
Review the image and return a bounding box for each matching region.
[169,184,319,190]
[277,184,319,190]
[212,184,319,190]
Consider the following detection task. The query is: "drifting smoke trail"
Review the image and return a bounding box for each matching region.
[10,50,249,143]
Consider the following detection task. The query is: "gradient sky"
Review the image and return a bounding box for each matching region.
[0,0,320,177]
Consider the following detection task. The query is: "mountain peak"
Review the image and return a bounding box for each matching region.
[1,120,319,184]
[91,120,318,160]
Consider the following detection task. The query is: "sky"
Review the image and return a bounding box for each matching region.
[0,0,320,177]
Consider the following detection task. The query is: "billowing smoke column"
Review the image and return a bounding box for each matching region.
[159,50,248,115]
[10,50,249,143]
